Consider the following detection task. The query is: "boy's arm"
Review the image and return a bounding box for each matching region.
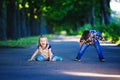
[80,41,83,47]
[80,36,84,47]
[28,49,39,61]
[96,31,104,40]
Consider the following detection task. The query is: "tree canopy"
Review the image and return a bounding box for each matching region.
[0,0,112,40]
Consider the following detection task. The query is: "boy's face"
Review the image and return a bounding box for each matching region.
[85,33,92,42]
[40,38,47,46]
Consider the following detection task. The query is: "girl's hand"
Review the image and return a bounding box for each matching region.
[49,59,53,61]
[28,59,32,62]
[49,59,55,61]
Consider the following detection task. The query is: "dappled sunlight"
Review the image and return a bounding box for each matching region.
[51,39,79,42]
[61,71,120,78]
[51,35,79,42]
[51,35,117,46]
[100,41,117,46]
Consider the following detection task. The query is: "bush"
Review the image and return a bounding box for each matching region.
[95,23,120,45]
[77,24,93,35]
[0,35,53,48]
[74,23,120,45]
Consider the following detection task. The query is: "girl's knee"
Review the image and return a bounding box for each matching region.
[36,55,45,61]
[52,56,63,61]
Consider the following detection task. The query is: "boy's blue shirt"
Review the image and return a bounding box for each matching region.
[80,30,103,45]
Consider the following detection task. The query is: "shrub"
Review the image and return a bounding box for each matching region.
[95,23,120,45]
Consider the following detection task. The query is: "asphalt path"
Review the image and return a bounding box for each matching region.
[0,35,120,80]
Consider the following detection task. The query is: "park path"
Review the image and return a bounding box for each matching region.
[0,35,120,80]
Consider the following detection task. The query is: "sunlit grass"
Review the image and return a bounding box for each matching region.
[0,34,53,48]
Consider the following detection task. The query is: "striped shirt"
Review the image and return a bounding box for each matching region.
[38,45,53,59]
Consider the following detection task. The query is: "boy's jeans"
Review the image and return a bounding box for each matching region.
[76,40,104,59]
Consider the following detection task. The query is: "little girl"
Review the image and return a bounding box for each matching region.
[28,35,63,61]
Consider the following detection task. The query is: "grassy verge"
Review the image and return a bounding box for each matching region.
[0,35,53,48]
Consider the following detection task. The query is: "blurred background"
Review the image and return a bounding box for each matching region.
[0,0,120,47]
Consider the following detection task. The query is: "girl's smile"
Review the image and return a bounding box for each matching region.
[40,38,47,49]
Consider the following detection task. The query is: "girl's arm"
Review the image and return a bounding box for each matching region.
[48,48,53,61]
[28,49,39,61]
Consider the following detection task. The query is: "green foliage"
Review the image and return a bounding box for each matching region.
[0,0,114,40]
[76,24,93,35]
[0,35,53,48]
[47,10,66,21]
[70,23,120,45]
[46,0,74,21]
[95,23,120,45]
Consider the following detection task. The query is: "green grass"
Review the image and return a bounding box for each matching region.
[0,34,53,48]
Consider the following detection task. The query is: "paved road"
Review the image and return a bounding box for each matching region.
[0,35,120,80]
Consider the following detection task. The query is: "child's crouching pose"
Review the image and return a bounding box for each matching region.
[28,35,63,61]
[74,30,105,62]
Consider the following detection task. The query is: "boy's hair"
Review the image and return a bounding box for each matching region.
[38,35,48,48]
[82,30,90,41]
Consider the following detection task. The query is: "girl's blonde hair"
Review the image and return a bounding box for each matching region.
[38,35,49,48]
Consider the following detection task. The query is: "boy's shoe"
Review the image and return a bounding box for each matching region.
[74,58,81,61]
[99,58,105,62]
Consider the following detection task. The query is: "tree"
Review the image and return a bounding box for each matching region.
[7,0,19,39]
[0,0,112,40]
[0,0,7,40]
[101,0,111,24]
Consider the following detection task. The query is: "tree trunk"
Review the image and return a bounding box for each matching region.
[91,3,95,28]
[40,16,47,34]
[20,9,27,37]
[15,5,21,39]
[7,0,19,39]
[0,0,7,40]
[29,1,36,36]
[25,11,31,37]
[101,0,110,25]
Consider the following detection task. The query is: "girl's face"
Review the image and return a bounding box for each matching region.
[39,37,47,47]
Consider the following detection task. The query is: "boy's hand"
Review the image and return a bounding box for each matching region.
[80,42,83,47]
[100,38,105,41]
